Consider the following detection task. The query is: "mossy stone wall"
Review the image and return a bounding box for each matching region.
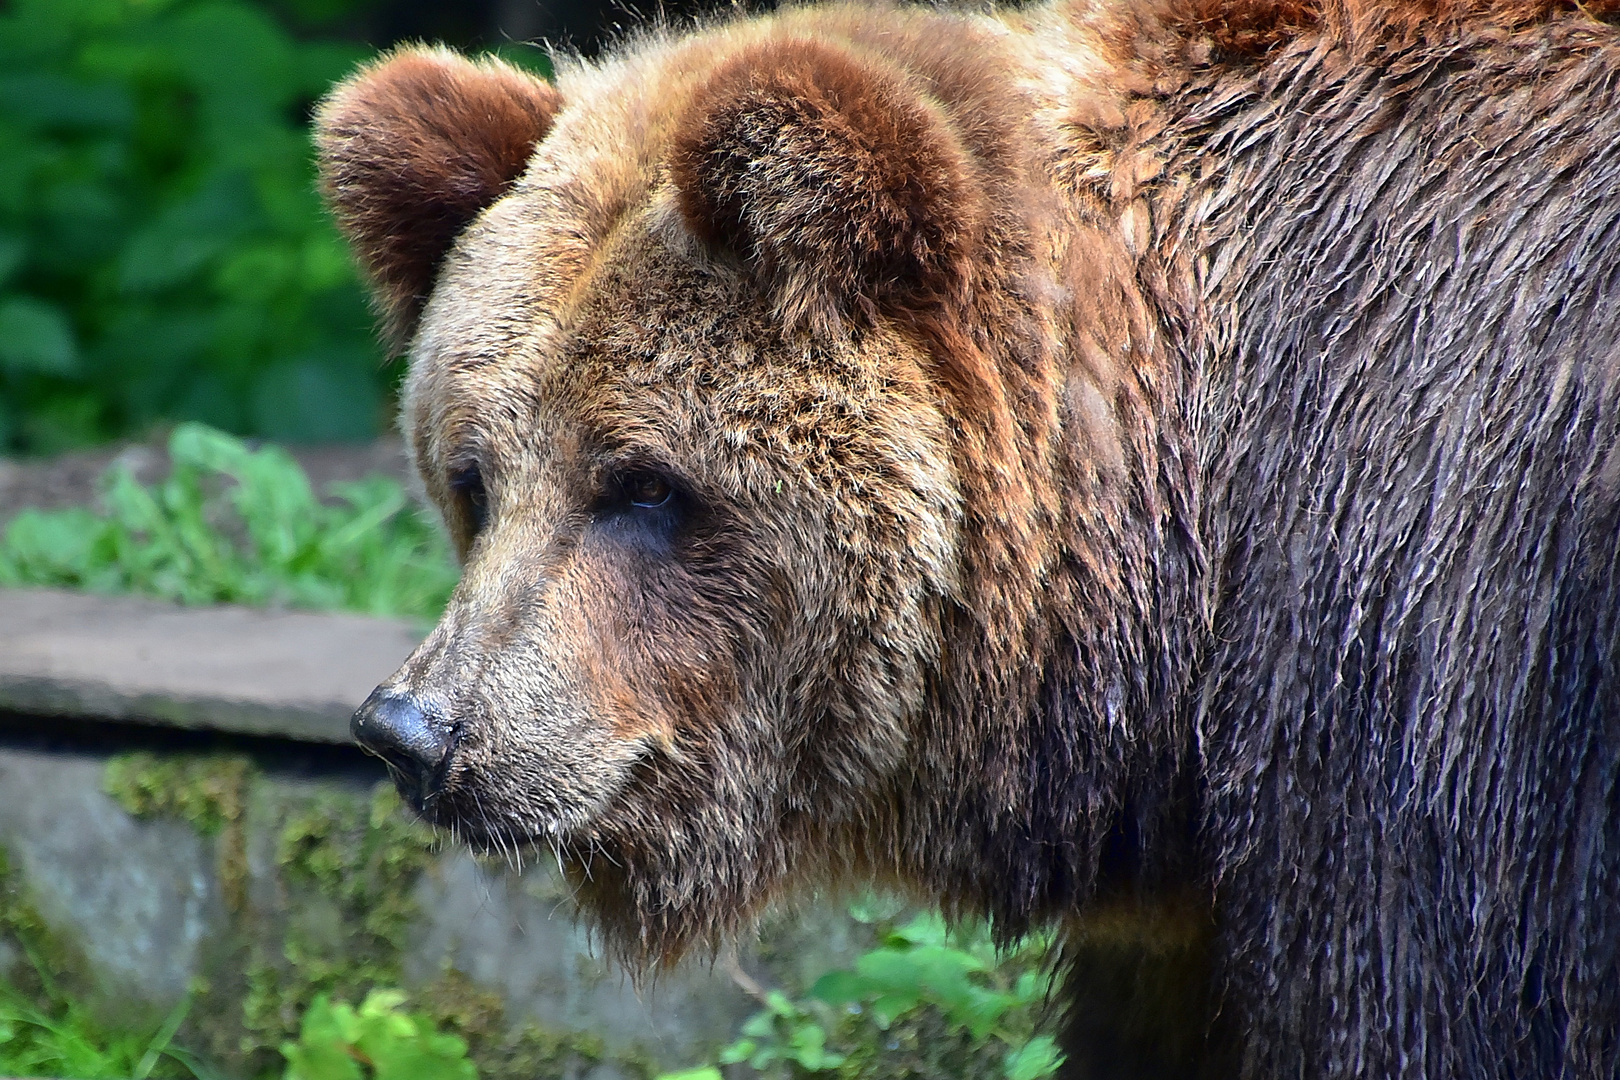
[0,723,846,1078]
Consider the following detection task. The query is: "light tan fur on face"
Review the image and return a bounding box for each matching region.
[393,145,967,946]
[333,0,1198,961]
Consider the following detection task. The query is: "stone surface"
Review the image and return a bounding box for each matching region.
[0,746,220,1013]
[407,849,758,1054]
[0,588,423,742]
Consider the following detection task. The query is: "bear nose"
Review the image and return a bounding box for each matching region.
[351,689,454,808]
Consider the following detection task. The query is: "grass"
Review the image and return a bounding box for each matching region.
[0,423,458,619]
[0,977,209,1080]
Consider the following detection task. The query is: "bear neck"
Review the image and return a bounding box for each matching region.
[884,0,1620,933]
[781,0,1224,936]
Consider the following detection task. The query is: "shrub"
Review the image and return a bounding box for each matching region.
[0,422,458,618]
[0,0,383,454]
[663,904,1064,1080]
[281,990,476,1080]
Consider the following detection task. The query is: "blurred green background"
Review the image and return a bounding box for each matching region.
[0,0,662,457]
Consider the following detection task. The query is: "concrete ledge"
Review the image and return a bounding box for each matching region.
[0,588,423,743]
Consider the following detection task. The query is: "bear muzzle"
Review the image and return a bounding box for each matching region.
[351,687,460,811]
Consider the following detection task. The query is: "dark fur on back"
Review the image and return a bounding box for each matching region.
[1081,7,1620,1076]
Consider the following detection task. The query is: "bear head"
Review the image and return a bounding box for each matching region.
[320,13,1186,964]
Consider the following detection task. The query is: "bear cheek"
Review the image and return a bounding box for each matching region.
[557,559,741,753]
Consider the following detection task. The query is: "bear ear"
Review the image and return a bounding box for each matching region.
[669,39,982,332]
[315,46,562,348]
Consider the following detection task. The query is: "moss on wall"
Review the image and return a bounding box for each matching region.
[91,751,638,1080]
[0,843,96,1010]
[104,753,253,912]
[239,782,437,1072]
[415,969,639,1080]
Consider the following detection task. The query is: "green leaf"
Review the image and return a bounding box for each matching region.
[364,1028,476,1080]
[1003,1036,1064,1080]
[1013,969,1052,1004]
[888,911,952,948]
[281,1037,363,1080]
[296,995,364,1052]
[654,1069,723,1080]
[856,943,984,991]
[787,1021,843,1071]
[249,356,379,443]
[847,891,906,924]
[132,989,192,1079]
[115,173,256,292]
[160,2,298,127]
[808,969,871,1006]
[0,296,77,374]
[281,991,477,1080]
[764,989,800,1018]
[717,1039,755,1065]
[0,73,134,132]
[0,234,25,287]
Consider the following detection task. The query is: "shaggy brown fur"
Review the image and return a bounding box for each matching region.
[315,48,560,346]
[1161,0,1620,57]
[670,39,984,330]
[320,1,1620,1077]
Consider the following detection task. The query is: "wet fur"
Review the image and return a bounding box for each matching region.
[317,2,1620,1077]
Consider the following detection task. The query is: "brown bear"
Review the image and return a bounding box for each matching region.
[319,2,1620,1077]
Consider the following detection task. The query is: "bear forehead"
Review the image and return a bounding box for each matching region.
[421,213,911,399]
[399,5,1035,487]
[406,1,1041,385]
[409,201,948,498]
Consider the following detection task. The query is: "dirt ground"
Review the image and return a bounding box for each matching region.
[0,438,415,528]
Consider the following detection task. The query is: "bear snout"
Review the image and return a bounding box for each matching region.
[351,687,460,811]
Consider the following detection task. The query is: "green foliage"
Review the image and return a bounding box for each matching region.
[721,992,846,1075]
[241,784,438,1064]
[0,422,459,618]
[0,845,209,1079]
[281,990,476,1080]
[668,907,1064,1080]
[0,0,387,454]
[0,984,205,1080]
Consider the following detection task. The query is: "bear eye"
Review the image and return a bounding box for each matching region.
[624,471,673,509]
[449,464,489,533]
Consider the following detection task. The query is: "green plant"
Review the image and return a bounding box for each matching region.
[280,990,477,1080]
[664,907,1064,1080]
[0,846,209,1080]
[0,984,208,1080]
[0,421,458,618]
[0,0,384,454]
